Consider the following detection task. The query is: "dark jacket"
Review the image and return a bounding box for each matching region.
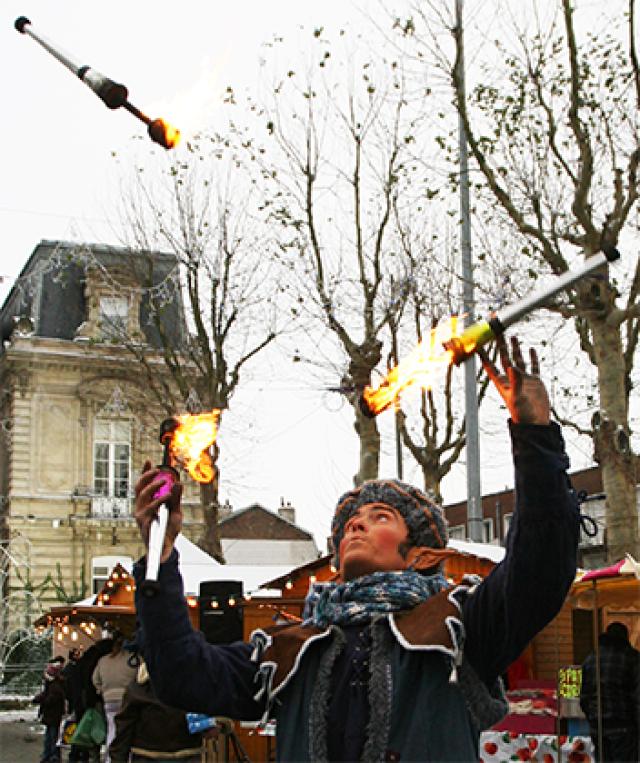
[34,675,66,726]
[109,672,202,763]
[580,632,640,731]
[62,658,83,717]
[135,422,580,761]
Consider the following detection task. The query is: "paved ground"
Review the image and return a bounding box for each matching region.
[0,709,47,762]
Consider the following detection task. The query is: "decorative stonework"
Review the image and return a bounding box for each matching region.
[74,265,144,343]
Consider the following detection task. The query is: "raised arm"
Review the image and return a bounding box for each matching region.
[463,337,580,685]
[133,467,264,721]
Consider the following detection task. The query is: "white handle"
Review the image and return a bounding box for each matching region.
[145,505,169,583]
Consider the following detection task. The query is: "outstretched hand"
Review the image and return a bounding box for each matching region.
[134,461,183,562]
[478,336,550,425]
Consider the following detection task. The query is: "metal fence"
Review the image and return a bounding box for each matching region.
[0,661,47,695]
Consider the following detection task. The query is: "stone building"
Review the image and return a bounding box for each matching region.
[0,239,198,615]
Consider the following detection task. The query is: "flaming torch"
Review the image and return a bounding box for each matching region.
[142,410,220,597]
[14,16,180,149]
[361,245,621,417]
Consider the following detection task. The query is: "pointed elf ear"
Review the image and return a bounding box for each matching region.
[405,545,457,572]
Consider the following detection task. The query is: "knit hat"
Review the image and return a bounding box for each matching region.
[331,479,449,570]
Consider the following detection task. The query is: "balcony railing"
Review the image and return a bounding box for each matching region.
[91,496,131,519]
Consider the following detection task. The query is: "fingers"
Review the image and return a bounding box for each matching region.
[496,334,511,375]
[510,336,526,372]
[529,347,540,376]
[167,481,184,513]
[495,335,540,375]
[137,475,165,510]
[477,347,501,386]
[135,462,159,498]
[134,461,169,543]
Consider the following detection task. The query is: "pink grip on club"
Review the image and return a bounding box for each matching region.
[153,470,176,500]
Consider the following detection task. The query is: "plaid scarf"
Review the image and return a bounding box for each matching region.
[304,570,449,628]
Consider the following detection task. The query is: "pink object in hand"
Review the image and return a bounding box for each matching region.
[153,470,176,500]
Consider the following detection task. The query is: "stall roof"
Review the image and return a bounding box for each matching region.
[569,554,640,610]
[261,539,506,589]
[175,534,290,595]
[448,538,506,564]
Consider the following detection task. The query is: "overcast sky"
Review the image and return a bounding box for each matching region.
[1,1,625,549]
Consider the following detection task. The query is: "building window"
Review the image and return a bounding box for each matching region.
[482,518,494,543]
[503,513,513,540]
[99,297,128,340]
[449,524,466,540]
[93,419,131,499]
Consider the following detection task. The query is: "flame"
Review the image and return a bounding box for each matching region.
[362,317,462,416]
[159,118,181,148]
[170,410,220,482]
[148,117,182,149]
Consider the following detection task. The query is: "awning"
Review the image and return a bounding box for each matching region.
[568,554,640,610]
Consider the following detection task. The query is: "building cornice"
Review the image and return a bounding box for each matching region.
[2,337,166,366]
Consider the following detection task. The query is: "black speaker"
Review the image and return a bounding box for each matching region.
[198,580,244,644]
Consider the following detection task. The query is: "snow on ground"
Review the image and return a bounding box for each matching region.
[0,707,38,723]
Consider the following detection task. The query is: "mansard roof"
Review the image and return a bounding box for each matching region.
[0,239,185,348]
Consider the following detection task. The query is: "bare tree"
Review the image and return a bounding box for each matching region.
[379,218,497,501]
[403,0,639,559]
[231,27,460,486]
[115,137,279,560]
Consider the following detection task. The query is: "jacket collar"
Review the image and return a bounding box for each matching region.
[256,586,465,696]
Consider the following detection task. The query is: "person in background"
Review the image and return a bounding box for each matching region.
[75,639,113,763]
[109,659,203,763]
[34,661,66,763]
[62,647,89,762]
[92,633,137,763]
[580,621,640,762]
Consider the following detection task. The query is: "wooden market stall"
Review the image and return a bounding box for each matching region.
[566,557,640,757]
[480,556,640,762]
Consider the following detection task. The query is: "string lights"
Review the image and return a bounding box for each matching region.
[36,558,337,650]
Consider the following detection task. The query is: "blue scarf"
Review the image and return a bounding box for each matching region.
[303,570,450,628]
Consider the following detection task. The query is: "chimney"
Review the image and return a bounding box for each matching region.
[218,499,233,521]
[278,497,296,525]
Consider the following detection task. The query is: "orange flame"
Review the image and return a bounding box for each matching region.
[160,119,181,148]
[170,410,220,483]
[149,117,181,149]
[362,317,461,416]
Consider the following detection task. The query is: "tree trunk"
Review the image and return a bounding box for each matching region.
[195,443,225,563]
[352,404,380,486]
[589,316,639,562]
[420,468,443,505]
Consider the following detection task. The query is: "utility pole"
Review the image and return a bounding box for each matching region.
[455,0,483,542]
[388,280,404,481]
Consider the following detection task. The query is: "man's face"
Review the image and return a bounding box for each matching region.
[338,503,410,581]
